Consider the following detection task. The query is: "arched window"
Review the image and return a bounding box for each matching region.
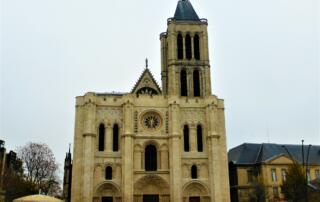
[183,125,190,152]
[185,34,192,60]
[113,124,119,151]
[180,70,188,96]
[98,124,105,151]
[194,34,200,60]
[193,70,200,97]
[177,34,183,59]
[145,145,157,171]
[105,166,112,180]
[197,125,203,152]
[191,165,198,179]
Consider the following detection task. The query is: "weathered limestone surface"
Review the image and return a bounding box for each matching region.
[71,1,230,201]
[71,93,230,202]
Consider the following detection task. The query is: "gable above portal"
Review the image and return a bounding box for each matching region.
[131,68,161,95]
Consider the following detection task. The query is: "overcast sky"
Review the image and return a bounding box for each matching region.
[1,0,319,176]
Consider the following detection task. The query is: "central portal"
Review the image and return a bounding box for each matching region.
[143,195,159,202]
[189,197,200,202]
[101,197,113,202]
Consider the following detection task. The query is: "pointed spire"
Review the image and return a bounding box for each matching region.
[145,58,148,68]
[173,0,200,21]
[65,143,72,161]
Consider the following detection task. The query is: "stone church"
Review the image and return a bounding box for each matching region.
[70,0,230,201]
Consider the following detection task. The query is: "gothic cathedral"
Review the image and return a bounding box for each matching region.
[71,1,230,201]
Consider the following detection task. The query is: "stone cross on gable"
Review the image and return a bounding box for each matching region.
[145,58,148,68]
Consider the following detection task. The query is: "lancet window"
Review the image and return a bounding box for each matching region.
[105,166,112,180]
[183,125,190,152]
[113,124,119,151]
[191,165,198,179]
[197,125,203,152]
[98,124,105,151]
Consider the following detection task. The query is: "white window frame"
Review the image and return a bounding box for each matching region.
[271,168,277,182]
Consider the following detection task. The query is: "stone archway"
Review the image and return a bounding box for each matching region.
[93,182,121,202]
[134,174,170,202]
[182,181,210,202]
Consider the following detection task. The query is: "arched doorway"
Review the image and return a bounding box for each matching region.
[134,175,170,202]
[182,181,210,202]
[93,182,121,202]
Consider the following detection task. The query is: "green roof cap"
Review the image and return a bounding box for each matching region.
[173,0,200,21]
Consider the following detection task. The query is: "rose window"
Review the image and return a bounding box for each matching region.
[142,112,162,130]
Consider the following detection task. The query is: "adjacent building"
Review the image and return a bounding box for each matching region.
[70,0,230,201]
[0,140,23,202]
[0,140,6,202]
[228,143,320,202]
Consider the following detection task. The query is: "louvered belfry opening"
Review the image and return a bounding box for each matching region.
[145,145,157,171]
[193,69,200,97]
[98,124,105,151]
[194,34,200,60]
[180,70,188,96]
[177,34,183,59]
[185,34,192,60]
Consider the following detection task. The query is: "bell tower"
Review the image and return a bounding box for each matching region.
[160,0,212,97]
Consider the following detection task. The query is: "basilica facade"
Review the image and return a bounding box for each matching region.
[71,1,230,201]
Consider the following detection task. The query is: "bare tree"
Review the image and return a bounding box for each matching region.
[3,168,37,202]
[17,142,60,195]
[249,177,269,202]
[281,162,307,202]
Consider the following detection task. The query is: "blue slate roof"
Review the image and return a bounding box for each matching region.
[173,0,200,21]
[229,143,320,165]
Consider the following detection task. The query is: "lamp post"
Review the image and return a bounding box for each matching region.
[305,143,312,202]
[302,140,312,202]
